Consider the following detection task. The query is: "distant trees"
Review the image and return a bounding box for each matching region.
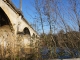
[39,30,80,59]
[31,0,80,59]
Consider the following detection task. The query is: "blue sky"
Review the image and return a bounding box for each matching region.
[12,0,35,23]
[11,0,80,34]
[12,0,45,34]
[12,0,48,33]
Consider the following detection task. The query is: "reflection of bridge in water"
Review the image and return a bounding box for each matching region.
[0,0,39,59]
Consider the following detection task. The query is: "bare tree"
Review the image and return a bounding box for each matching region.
[68,0,80,32]
[34,0,45,34]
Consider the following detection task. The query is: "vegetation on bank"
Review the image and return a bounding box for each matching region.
[38,31,80,59]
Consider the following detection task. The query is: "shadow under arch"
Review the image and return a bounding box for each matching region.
[32,33,38,38]
[0,7,14,30]
[32,33,36,37]
[23,27,31,36]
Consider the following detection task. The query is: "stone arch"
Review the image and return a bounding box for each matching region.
[0,7,13,30]
[32,33,36,38]
[36,35,37,38]
[23,27,31,35]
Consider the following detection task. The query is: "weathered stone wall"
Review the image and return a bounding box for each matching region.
[0,0,39,59]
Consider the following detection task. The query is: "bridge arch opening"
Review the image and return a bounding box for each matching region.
[23,27,30,35]
[32,33,35,38]
[0,7,13,30]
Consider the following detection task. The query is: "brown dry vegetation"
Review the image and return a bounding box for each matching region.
[39,31,80,59]
[0,25,38,60]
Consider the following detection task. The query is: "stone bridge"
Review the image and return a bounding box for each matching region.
[0,0,39,57]
[0,0,39,37]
